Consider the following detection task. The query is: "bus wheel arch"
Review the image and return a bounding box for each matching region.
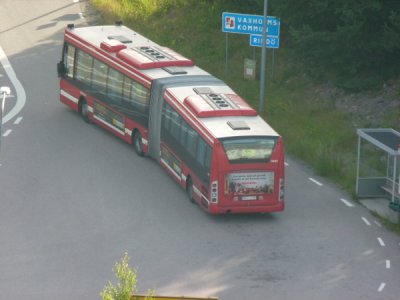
[132,129,144,157]
[186,176,195,203]
[78,97,90,123]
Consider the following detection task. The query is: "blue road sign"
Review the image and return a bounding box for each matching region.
[222,12,280,37]
[250,34,279,49]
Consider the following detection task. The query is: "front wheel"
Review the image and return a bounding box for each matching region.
[80,99,90,123]
[133,131,144,157]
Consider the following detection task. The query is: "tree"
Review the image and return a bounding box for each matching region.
[274,0,400,90]
[101,252,153,300]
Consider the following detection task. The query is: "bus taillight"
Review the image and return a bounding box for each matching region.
[279,178,284,202]
[211,181,218,203]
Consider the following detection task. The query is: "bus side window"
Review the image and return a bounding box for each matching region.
[204,145,212,170]
[63,43,75,79]
[196,137,207,167]
[107,68,124,104]
[194,135,211,183]
[131,81,150,113]
[92,59,108,96]
[122,77,132,104]
[170,109,181,141]
[180,120,189,147]
[75,49,93,87]
[161,102,171,133]
[186,127,197,158]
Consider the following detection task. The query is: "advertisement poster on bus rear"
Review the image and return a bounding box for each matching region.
[225,172,274,196]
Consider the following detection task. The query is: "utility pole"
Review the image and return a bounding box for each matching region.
[258,0,268,113]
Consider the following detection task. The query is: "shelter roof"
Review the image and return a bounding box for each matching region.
[357,128,400,155]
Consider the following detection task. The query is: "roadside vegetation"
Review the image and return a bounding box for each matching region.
[101,252,154,300]
[90,0,399,221]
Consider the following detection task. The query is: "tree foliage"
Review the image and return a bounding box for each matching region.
[272,0,400,89]
[101,252,153,300]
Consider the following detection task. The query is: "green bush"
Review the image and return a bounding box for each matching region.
[101,252,153,300]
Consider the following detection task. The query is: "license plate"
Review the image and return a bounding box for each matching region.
[241,196,257,201]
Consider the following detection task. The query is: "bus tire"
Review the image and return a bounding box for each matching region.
[133,130,144,157]
[79,98,90,123]
[186,177,195,203]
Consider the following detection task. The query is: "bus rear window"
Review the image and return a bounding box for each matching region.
[221,136,277,163]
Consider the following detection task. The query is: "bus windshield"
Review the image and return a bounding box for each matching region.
[221,136,277,163]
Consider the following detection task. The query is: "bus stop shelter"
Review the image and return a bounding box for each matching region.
[356,128,400,222]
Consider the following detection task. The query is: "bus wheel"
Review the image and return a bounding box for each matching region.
[133,130,144,157]
[186,177,195,203]
[79,99,90,123]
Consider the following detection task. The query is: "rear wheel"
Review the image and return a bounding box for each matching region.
[133,130,144,156]
[186,177,195,203]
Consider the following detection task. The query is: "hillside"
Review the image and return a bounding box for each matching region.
[85,0,399,193]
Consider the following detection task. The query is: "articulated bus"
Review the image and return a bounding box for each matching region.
[57,22,285,214]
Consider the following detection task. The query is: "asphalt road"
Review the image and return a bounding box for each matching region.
[0,1,399,299]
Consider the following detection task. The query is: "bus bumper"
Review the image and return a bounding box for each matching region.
[208,202,285,214]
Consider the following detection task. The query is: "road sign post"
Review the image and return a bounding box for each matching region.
[259,0,268,114]
[222,8,280,113]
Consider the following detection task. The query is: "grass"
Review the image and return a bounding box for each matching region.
[90,0,399,229]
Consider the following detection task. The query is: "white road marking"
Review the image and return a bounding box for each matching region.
[2,129,12,137]
[284,161,289,166]
[377,282,386,292]
[340,198,354,207]
[73,0,79,3]
[377,237,385,247]
[309,178,323,186]
[13,116,22,125]
[386,260,391,269]
[374,221,382,228]
[0,46,26,124]
[362,217,371,226]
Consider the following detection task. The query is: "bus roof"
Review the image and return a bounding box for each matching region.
[165,85,280,139]
[65,24,209,81]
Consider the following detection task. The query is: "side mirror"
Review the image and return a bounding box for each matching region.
[57,61,66,77]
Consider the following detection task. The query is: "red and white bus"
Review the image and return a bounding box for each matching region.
[57,22,285,214]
